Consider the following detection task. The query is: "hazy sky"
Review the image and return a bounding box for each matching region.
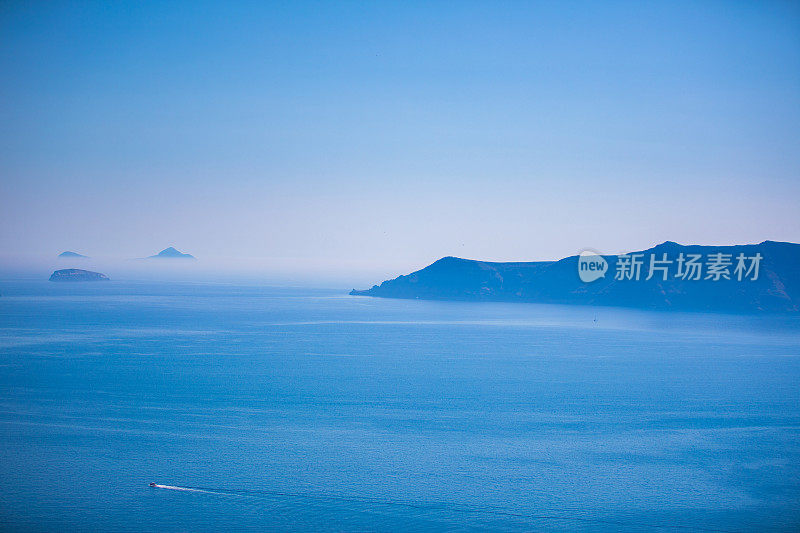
[1,1,799,281]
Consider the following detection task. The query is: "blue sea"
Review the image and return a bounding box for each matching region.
[1,281,799,532]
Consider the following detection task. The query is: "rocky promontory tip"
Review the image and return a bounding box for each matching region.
[148,247,195,259]
[49,269,110,282]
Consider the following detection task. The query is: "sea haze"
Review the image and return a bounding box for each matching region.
[0,281,799,531]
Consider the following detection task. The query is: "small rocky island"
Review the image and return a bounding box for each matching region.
[58,251,88,258]
[148,246,195,259]
[49,269,110,282]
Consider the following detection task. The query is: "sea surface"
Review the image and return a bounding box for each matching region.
[0,281,799,532]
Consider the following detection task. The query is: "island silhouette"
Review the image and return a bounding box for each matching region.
[352,241,800,313]
[49,269,109,282]
[147,247,195,260]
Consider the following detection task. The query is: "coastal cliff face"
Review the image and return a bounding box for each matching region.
[351,241,800,313]
[49,269,110,282]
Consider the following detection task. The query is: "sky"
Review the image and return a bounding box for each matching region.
[1,1,799,283]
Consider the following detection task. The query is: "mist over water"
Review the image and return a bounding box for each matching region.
[0,253,389,289]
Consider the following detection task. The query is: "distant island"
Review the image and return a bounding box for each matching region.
[58,251,87,258]
[49,269,110,282]
[147,247,195,259]
[351,241,800,313]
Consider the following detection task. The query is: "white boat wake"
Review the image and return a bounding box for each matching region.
[149,483,225,496]
[146,482,736,532]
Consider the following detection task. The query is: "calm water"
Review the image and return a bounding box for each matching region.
[0,281,799,532]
